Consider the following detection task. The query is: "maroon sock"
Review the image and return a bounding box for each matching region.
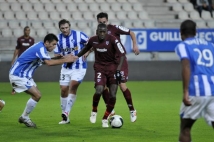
[92,94,101,112]
[103,97,116,119]
[102,88,110,106]
[123,88,135,111]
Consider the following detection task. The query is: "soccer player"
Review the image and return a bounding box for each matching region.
[11,26,35,95]
[54,19,89,124]
[78,23,125,127]
[175,19,214,142]
[88,12,139,123]
[9,33,78,128]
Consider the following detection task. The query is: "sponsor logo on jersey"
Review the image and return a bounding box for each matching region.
[106,41,109,45]
[22,43,30,46]
[93,42,99,44]
[96,48,107,52]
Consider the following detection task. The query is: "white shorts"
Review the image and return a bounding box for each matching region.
[180,96,214,123]
[59,67,86,86]
[9,75,36,93]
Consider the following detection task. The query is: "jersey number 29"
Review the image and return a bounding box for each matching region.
[194,48,213,67]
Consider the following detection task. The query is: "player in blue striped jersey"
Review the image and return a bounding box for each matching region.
[9,33,78,128]
[54,19,89,124]
[175,20,214,142]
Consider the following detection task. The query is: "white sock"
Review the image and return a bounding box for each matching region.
[22,98,37,119]
[60,96,67,113]
[64,94,77,115]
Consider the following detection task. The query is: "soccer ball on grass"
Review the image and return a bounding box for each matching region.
[109,115,123,128]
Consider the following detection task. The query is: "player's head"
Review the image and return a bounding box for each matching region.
[58,19,71,36]
[180,19,196,41]
[44,33,59,52]
[97,12,108,25]
[97,23,107,41]
[23,26,30,37]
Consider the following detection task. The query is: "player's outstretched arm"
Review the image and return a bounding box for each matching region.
[77,46,90,57]
[130,31,140,55]
[44,54,78,66]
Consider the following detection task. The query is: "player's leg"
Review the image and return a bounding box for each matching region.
[61,69,86,124]
[102,83,118,127]
[9,75,38,128]
[90,71,106,123]
[179,118,196,142]
[101,86,115,117]
[119,63,137,122]
[58,68,71,124]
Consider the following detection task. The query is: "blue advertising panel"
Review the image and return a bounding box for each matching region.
[121,29,214,53]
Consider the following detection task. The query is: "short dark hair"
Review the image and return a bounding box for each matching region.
[58,19,70,28]
[97,23,106,29]
[180,20,196,36]
[44,33,58,43]
[96,12,108,20]
[24,26,30,31]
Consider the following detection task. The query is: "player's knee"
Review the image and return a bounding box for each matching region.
[95,86,103,95]
[119,83,127,92]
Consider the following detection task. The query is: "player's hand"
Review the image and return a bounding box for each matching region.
[51,55,63,60]
[83,51,90,61]
[133,45,140,55]
[64,54,78,63]
[115,70,122,84]
[183,92,191,106]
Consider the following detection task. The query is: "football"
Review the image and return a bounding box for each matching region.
[0,100,5,111]
[109,115,123,128]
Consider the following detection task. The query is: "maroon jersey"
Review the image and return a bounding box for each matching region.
[85,34,125,68]
[16,36,34,57]
[107,24,130,83]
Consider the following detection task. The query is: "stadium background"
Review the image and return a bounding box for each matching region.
[1,0,213,81]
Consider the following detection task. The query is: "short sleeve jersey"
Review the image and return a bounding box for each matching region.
[175,37,214,97]
[107,24,130,54]
[16,36,35,57]
[10,42,50,79]
[54,30,89,69]
[84,34,125,66]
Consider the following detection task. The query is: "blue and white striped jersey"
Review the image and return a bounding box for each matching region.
[10,42,50,79]
[175,37,214,97]
[54,30,89,69]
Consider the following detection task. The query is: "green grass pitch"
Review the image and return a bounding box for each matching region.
[0,81,213,142]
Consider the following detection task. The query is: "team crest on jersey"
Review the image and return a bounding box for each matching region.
[97,79,101,82]
[71,39,75,43]
[108,31,111,34]
[106,41,109,45]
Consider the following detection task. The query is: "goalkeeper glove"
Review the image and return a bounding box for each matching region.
[115,70,122,84]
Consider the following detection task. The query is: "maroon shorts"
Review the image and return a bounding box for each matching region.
[94,64,117,86]
[120,58,128,83]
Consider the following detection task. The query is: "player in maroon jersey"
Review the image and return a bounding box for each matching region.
[11,26,35,95]
[78,23,125,127]
[86,12,139,122]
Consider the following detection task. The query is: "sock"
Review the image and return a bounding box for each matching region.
[102,88,110,106]
[92,94,101,112]
[22,98,37,119]
[64,94,77,115]
[123,88,135,111]
[103,97,116,119]
[60,96,67,113]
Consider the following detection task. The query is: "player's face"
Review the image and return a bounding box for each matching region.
[97,27,107,40]
[97,17,108,25]
[24,28,30,37]
[45,40,57,52]
[59,23,70,36]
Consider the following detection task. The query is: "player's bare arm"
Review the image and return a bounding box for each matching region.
[44,54,78,66]
[130,31,140,55]
[181,58,191,106]
[11,49,19,66]
[77,46,91,57]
